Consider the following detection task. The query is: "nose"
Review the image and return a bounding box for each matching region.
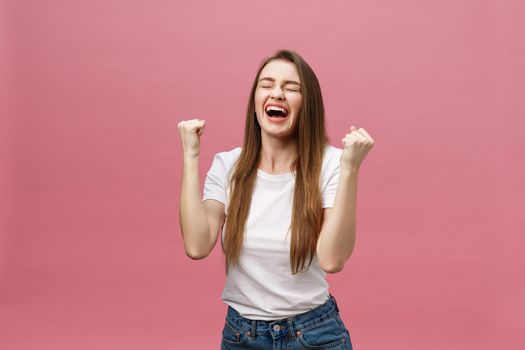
[270,86,285,100]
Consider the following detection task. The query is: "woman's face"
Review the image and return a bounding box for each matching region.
[254,59,303,140]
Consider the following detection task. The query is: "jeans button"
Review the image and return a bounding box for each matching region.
[273,325,281,331]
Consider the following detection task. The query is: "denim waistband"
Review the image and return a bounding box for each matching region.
[225,293,341,339]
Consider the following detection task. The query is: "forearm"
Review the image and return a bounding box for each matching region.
[317,168,358,271]
[179,156,210,258]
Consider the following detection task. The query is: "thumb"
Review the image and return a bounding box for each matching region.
[350,125,357,131]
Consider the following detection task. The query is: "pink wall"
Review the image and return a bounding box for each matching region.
[1,0,524,349]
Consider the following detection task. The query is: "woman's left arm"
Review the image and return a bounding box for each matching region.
[317,126,374,273]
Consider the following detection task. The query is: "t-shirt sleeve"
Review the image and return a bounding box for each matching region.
[202,152,228,205]
[322,148,343,208]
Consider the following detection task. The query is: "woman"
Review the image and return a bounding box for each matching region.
[178,49,374,349]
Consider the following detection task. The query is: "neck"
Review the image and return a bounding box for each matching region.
[258,133,298,174]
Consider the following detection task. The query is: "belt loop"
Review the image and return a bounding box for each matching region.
[330,293,340,312]
[251,319,257,339]
[287,317,295,339]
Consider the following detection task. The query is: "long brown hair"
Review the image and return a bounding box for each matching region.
[222,49,330,275]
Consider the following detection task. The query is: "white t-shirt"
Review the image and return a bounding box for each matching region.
[202,145,343,320]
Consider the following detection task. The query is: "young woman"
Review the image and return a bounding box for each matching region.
[178,49,374,349]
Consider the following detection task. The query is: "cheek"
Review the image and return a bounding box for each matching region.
[253,97,264,118]
[292,101,302,114]
[254,94,264,109]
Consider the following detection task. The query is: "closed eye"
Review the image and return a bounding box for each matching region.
[260,85,300,92]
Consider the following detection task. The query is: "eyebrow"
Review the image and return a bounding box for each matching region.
[259,77,302,86]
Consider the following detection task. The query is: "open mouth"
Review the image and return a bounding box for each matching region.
[265,105,289,119]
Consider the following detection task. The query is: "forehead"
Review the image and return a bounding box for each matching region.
[259,59,300,82]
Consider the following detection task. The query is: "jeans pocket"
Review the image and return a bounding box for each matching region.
[221,320,249,346]
[295,315,346,349]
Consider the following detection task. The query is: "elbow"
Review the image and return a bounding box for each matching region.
[320,247,355,273]
[322,264,344,274]
[185,247,210,260]
[320,259,345,274]
[318,249,350,274]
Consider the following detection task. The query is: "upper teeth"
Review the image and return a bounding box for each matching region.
[266,106,287,113]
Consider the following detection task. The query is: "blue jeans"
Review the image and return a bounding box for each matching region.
[221,293,353,349]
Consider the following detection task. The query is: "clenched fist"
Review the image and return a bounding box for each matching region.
[178,119,206,158]
[340,125,374,172]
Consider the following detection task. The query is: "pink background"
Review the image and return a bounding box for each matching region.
[1,0,524,349]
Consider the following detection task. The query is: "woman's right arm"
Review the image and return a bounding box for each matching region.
[178,119,225,259]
